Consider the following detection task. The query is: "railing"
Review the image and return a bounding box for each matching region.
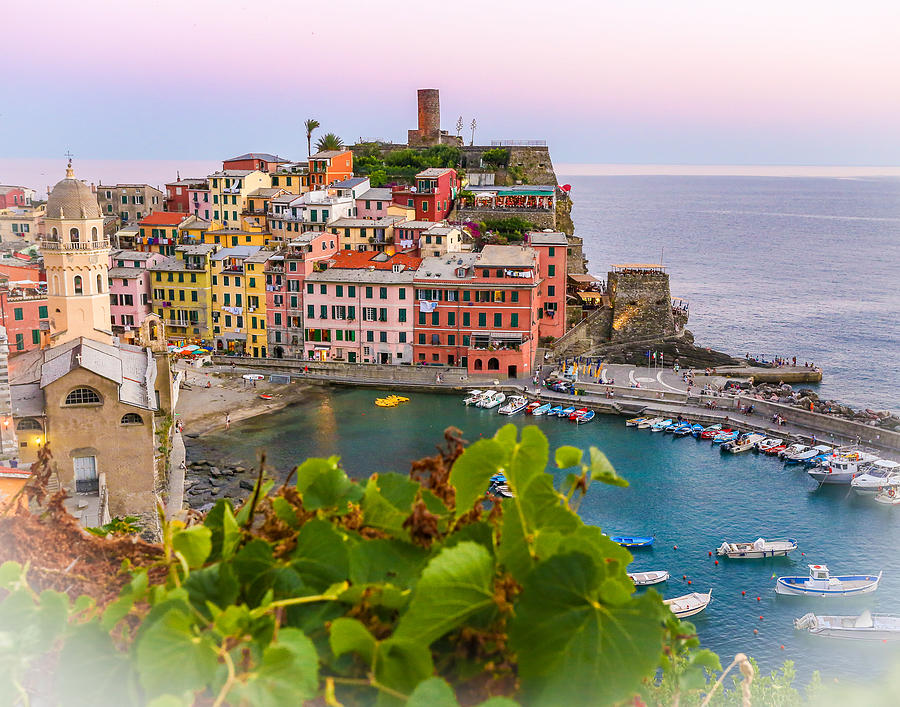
[489,140,547,147]
[41,238,110,251]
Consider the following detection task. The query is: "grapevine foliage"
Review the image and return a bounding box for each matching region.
[0,425,719,705]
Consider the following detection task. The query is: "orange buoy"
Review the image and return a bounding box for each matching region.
[714,560,719,565]
[742,590,746,596]
[781,645,785,650]
[708,551,712,557]
[682,575,687,580]
[753,629,759,635]
[687,580,692,585]
[759,616,764,620]
[674,545,678,550]
[757,596,761,601]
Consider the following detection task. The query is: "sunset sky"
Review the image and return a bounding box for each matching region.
[5,0,900,166]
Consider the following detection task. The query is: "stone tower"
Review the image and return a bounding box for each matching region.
[408,88,449,146]
[607,265,676,342]
[42,162,113,346]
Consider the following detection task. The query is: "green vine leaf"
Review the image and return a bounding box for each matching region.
[291,519,350,591]
[589,447,628,488]
[296,456,363,513]
[228,628,319,706]
[449,438,507,514]
[329,617,376,666]
[555,445,583,468]
[374,637,434,697]
[509,552,665,706]
[407,677,459,707]
[171,526,212,569]
[395,542,495,646]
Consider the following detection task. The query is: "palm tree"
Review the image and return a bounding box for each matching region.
[315,133,345,153]
[304,118,320,158]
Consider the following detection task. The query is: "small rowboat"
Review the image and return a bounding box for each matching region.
[638,417,662,429]
[664,590,712,618]
[651,419,673,432]
[242,374,264,381]
[532,403,553,416]
[569,408,588,421]
[259,394,273,400]
[611,535,654,548]
[690,424,704,437]
[626,417,646,427]
[548,406,564,417]
[628,570,669,586]
[560,406,576,417]
[700,425,723,439]
[775,565,882,597]
[717,538,797,559]
[525,401,541,414]
[576,410,595,424]
[765,444,786,456]
[794,611,900,641]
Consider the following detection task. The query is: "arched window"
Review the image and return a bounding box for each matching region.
[50,227,58,240]
[487,357,500,370]
[16,418,42,431]
[91,226,99,241]
[69,227,80,242]
[474,359,483,371]
[64,387,101,405]
[73,275,83,294]
[52,275,60,294]
[97,274,103,293]
[121,413,143,425]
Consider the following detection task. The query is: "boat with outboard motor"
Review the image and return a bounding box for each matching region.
[463,389,486,405]
[794,610,900,641]
[651,419,673,432]
[628,570,669,586]
[673,423,694,437]
[873,483,900,505]
[532,403,552,416]
[638,417,662,429]
[851,460,900,495]
[700,425,724,439]
[478,391,507,409]
[808,451,880,484]
[498,395,528,415]
[724,433,765,453]
[569,408,589,422]
[664,590,712,618]
[626,417,647,427]
[576,410,595,423]
[775,565,882,596]
[690,424,705,437]
[548,405,564,417]
[717,538,798,559]
[778,443,808,460]
[756,438,783,453]
[611,535,655,548]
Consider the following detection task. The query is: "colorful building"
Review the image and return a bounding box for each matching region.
[327,216,403,252]
[244,187,284,231]
[412,246,541,376]
[164,178,208,213]
[243,250,275,358]
[304,251,422,364]
[265,231,339,359]
[394,168,458,222]
[308,150,353,189]
[97,184,164,224]
[0,203,45,242]
[0,186,27,208]
[149,244,218,342]
[207,170,271,228]
[267,190,354,241]
[136,212,188,256]
[0,264,48,354]
[526,231,568,339]
[270,164,310,194]
[223,153,291,173]
[210,246,261,353]
[188,183,212,219]
[108,250,168,337]
[203,228,269,248]
[355,187,393,219]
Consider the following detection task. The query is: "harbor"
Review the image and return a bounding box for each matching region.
[185,386,900,684]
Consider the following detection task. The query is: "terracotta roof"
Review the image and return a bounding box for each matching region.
[139,212,187,226]
[327,250,422,271]
[225,153,290,163]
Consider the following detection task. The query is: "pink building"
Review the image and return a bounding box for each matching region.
[355,187,392,219]
[303,251,422,364]
[526,231,568,339]
[265,231,338,358]
[188,185,212,220]
[108,249,168,334]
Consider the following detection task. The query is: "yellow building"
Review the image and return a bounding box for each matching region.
[244,187,285,231]
[210,246,274,356]
[328,216,404,253]
[270,165,309,194]
[178,214,222,243]
[207,169,271,228]
[244,250,275,357]
[203,228,270,248]
[149,244,219,341]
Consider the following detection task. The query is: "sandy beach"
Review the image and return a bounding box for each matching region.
[174,363,311,436]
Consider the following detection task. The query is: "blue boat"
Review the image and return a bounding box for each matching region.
[560,406,576,417]
[576,410,595,424]
[673,423,693,437]
[664,422,686,434]
[548,405,564,417]
[691,424,704,437]
[611,535,655,548]
[775,565,882,597]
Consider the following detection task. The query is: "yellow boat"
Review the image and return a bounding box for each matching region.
[374,394,409,407]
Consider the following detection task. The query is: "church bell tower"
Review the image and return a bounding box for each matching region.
[42,161,113,346]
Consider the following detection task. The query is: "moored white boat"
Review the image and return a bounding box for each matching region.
[664,590,712,618]
[651,418,673,432]
[628,570,670,586]
[808,451,880,484]
[794,611,900,641]
[532,403,553,416]
[756,438,783,453]
[463,389,486,405]
[478,391,506,409]
[639,417,662,429]
[873,483,900,505]
[725,433,765,453]
[626,416,647,427]
[779,443,807,460]
[851,460,900,496]
[717,538,798,559]
[498,395,528,415]
[775,565,882,597]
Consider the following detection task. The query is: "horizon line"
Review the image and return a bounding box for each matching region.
[556,163,900,177]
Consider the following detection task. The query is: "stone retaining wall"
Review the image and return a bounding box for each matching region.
[211,356,468,384]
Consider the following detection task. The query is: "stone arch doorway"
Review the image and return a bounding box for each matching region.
[473,359,483,371]
[487,357,500,371]
[273,346,284,359]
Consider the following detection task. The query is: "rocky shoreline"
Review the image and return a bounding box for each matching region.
[182,459,258,511]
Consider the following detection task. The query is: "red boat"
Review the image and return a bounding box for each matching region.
[701,426,731,440]
[525,401,541,414]
[569,408,588,421]
[765,445,786,456]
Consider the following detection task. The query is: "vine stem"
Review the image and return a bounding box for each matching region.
[212,649,237,707]
[250,586,347,618]
[700,653,753,707]
[331,676,409,701]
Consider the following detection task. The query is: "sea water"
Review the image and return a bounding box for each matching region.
[189,389,900,684]
[565,175,900,413]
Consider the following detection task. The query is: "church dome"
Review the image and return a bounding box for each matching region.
[46,163,102,220]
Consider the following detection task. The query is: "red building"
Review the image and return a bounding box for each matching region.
[0,263,48,354]
[527,231,568,339]
[164,178,208,213]
[223,153,291,173]
[393,168,457,222]
[413,245,540,377]
[0,186,26,209]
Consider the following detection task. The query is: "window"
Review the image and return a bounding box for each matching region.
[447,311,455,326]
[463,312,470,327]
[379,308,387,322]
[399,331,407,343]
[379,287,387,299]
[320,284,327,295]
[307,305,314,319]
[548,247,555,256]
[548,264,556,276]
[494,313,502,328]
[431,311,439,326]
[548,285,555,296]
[336,285,343,297]
[398,309,407,323]
[511,313,519,328]
[366,331,374,342]
[307,283,314,294]
[38,305,48,318]
[320,305,327,318]
[418,333,425,344]
[31,330,40,344]
[511,291,519,303]
[64,387,101,405]
[73,276,83,294]
[478,313,486,327]
[365,287,373,298]
[362,307,377,322]
[16,418,41,431]
[121,413,143,425]
[463,335,470,346]
[418,311,426,325]
[398,288,406,300]
[379,331,387,343]
[13,308,23,321]
[15,333,23,350]
[348,286,356,297]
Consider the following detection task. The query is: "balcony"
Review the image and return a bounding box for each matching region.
[42,238,110,251]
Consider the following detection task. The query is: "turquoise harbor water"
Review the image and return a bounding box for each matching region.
[189,389,900,684]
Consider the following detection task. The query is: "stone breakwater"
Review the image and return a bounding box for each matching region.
[183,459,255,511]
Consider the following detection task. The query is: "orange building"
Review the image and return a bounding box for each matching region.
[308,150,353,189]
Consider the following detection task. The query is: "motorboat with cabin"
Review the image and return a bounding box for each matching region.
[717,538,797,559]
[463,389,486,405]
[794,610,900,641]
[478,391,507,409]
[807,451,879,484]
[775,564,882,597]
[779,443,808,460]
[498,395,528,415]
[723,433,764,453]
[851,460,900,495]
